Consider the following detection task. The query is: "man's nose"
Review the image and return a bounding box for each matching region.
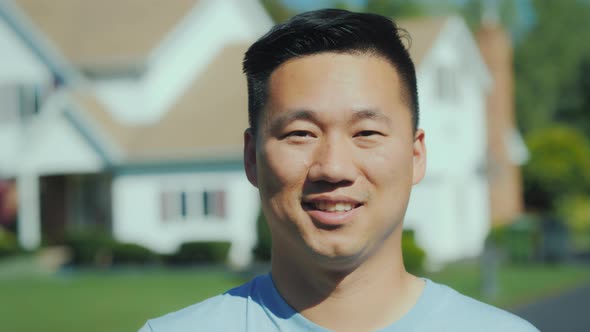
[307,136,358,184]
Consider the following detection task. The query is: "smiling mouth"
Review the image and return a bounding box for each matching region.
[302,201,362,212]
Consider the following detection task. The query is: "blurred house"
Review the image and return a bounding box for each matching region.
[0,1,527,269]
[400,15,527,267]
[0,0,272,268]
[400,16,490,268]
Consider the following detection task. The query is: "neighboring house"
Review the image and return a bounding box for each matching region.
[399,16,493,268]
[0,0,273,268]
[1,1,526,269]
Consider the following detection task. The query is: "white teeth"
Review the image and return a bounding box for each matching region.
[313,202,354,212]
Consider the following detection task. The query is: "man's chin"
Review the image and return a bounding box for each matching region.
[305,243,368,271]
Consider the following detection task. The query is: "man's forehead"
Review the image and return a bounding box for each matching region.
[270,53,401,97]
[268,53,401,97]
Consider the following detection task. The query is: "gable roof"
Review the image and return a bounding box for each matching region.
[15,0,198,69]
[73,44,249,163]
[399,15,491,92]
[397,16,449,67]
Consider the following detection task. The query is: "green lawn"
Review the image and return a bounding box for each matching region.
[0,265,247,332]
[1,258,589,332]
[426,262,590,308]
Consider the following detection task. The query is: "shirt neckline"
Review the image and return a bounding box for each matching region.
[258,274,436,331]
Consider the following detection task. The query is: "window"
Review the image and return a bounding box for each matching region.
[202,190,226,218]
[161,190,181,221]
[160,188,227,222]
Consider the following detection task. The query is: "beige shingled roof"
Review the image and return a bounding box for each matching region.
[397,16,449,67]
[15,0,198,68]
[126,43,250,161]
[67,16,449,163]
[73,92,135,154]
[74,44,250,162]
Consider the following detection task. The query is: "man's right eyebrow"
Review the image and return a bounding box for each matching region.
[269,109,318,132]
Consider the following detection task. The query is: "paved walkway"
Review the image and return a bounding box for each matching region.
[513,282,590,332]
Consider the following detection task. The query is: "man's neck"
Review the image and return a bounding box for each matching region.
[270,236,425,332]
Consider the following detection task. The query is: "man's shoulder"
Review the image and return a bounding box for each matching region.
[138,294,234,332]
[139,276,262,332]
[426,280,539,332]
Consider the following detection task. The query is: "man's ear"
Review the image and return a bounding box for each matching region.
[244,128,258,188]
[412,129,426,185]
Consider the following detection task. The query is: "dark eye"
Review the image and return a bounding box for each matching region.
[355,130,381,137]
[282,130,316,141]
[288,130,312,137]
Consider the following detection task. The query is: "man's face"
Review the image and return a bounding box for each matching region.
[244,52,426,268]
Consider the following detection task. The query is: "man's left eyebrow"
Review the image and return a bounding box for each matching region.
[350,109,392,125]
[268,109,318,133]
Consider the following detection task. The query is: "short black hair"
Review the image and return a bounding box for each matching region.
[243,8,419,135]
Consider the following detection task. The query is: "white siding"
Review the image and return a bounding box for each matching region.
[112,171,260,268]
[93,0,273,125]
[0,17,53,175]
[0,17,51,84]
[14,111,104,175]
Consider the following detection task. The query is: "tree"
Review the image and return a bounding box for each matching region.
[556,194,590,249]
[554,58,590,135]
[523,125,590,211]
[514,0,590,134]
[459,0,520,34]
[261,0,428,20]
[364,0,424,18]
[260,0,295,23]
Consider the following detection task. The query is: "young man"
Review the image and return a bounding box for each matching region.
[140,9,538,332]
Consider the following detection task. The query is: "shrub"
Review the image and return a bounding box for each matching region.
[402,230,426,273]
[111,242,159,265]
[557,194,590,251]
[0,228,20,258]
[253,211,272,261]
[63,229,115,266]
[165,241,231,265]
[487,215,539,263]
[64,229,159,267]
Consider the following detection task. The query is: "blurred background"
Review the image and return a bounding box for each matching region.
[0,0,589,331]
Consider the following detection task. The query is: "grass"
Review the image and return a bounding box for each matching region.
[1,257,589,332]
[426,262,590,309]
[0,261,248,332]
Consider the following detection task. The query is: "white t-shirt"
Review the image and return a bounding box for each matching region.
[139,274,539,331]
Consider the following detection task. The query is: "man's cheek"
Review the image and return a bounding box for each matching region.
[268,154,307,183]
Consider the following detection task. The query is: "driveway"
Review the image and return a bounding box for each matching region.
[513,282,590,332]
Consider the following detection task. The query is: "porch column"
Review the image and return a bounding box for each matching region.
[17,172,41,250]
